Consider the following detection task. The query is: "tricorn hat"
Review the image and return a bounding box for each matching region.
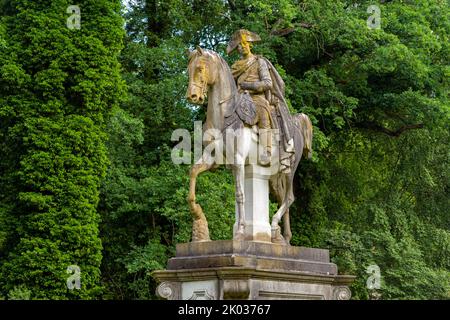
[226,29,261,55]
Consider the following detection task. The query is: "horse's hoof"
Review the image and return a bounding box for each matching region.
[234,233,245,241]
[271,227,286,245]
[234,227,245,241]
[272,237,286,245]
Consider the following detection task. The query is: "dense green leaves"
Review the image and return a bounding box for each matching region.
[0,0,125,299]
[0,0,448,300]
[104,0,448,300]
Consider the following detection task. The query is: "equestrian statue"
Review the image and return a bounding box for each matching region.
[186,29,313,245]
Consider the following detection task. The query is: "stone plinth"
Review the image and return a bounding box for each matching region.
[234,164,276,242]
[153,241,355,300]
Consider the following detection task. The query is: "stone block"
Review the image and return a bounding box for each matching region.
[153,241,355,300]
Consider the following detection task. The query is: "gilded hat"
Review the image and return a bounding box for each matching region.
[226,29,261,55]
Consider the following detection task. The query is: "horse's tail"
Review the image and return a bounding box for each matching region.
[294,113,313,159]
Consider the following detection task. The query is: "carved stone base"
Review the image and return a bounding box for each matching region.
[153,241,355,300]
[233,165,275,242]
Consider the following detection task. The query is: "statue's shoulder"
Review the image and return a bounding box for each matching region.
[256,55,280,75]
[255,55,269,65]
[255,56,286,97]
[255,56,273,72]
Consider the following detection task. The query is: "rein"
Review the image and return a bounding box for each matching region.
[190,81,207,99]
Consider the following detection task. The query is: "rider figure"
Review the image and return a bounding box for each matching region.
[227,29,295,171]
[227,30,273,166]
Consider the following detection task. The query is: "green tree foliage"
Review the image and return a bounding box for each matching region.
[0,0,448,300]
[0,0,125,299]
[99,0,448,300]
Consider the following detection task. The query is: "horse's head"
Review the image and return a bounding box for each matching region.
[186,46,217,105]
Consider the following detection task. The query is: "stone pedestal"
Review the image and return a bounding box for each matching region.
[234,165,275,242]
[153,241,355,300]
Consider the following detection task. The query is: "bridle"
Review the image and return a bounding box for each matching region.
[190,81,207,99]
[188,56,208,100]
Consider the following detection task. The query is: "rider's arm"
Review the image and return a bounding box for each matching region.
[256,58,273,91]
[239,58,272,92]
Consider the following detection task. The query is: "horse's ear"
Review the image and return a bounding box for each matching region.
[186,48,196,61]
[196,46,204,56]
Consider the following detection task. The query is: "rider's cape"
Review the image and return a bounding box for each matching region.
[259,57,296,173]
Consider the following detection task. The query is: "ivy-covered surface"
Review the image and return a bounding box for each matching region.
[0,0,125,299]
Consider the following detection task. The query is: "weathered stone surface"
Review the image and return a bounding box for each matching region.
[153,267,355,300]
[153,241,355,300]
[168,255,337,275]
[168,241,335,275]
[174,240,330,261]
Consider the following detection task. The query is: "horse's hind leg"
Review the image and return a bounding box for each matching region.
[271,179,294,244]
[271,201,287,244]
[188,162,213,242]
[283,209,292,245]
[269,175,286,244]
[282,180,294,245]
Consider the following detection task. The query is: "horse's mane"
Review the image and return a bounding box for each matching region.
[207,49,236,91]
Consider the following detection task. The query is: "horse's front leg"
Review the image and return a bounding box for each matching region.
[232,163,245,241]
[188,162,213,242]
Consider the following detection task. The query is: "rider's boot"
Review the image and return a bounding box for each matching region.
[259,129,272,166]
